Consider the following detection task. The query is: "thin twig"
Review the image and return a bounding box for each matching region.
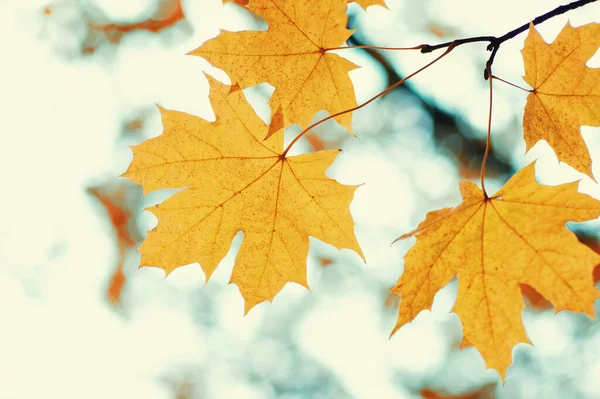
[346,32,514,179]
[420,36,496,53]
[420,0,598,78]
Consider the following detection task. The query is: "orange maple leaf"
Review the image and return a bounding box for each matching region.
[522,22,600,179]
[191,0,358,137]
[392,162,600,379]
[123,76,363,312]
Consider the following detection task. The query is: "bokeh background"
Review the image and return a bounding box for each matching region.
[1,0,600,398]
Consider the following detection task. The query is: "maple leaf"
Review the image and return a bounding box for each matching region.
[522,22,600,179]
[392,162,600,378]
[123,76,363,311]
[191,0,358,137]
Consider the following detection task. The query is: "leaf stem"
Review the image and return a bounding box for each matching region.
[281,44,456,157]
[481,65,493,198]
[324,44,424,51]
[491,75,532,92]
[420,0,598,78]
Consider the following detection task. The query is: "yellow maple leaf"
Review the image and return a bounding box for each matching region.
[351,0,388,10]
[522,22,600,179]
[191,0,358,137]
[123,76,363,312]
[392,163,600,379]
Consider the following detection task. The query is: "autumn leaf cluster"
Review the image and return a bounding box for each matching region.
[123,0,600,380]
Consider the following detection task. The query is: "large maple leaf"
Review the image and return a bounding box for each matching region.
[392,163,600,379]
[522,22,600,179]
[123,76,363,312]
[191,0,358,136]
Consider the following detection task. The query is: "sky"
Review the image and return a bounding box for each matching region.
[1,0,599,398]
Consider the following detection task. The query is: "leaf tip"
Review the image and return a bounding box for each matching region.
[358,249,367,263]
[243,298,262,315]
[298,279,310,291]
[392,231,412,244]
[585,169,597,183]
[389,320,401,339]
[203,266,215,285]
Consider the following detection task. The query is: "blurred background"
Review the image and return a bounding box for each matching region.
[1,0,599,398]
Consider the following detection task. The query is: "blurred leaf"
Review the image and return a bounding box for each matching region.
[86,0,185,45]
[88,186,135,247]
[426,24,456,39]
[318,256,334,267]
[106,263,126,305]
[306,133,326,152]
[88,182,142,305]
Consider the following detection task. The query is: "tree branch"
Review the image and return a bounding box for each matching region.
[420,0,598,78]
[346,30,513,181]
